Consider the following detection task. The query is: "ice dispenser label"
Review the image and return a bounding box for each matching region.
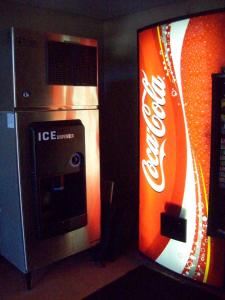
[37,130,75,142]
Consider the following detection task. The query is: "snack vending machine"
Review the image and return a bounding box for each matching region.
[0,28,100,286]
[208,70,225,237]
[139,11,225,287]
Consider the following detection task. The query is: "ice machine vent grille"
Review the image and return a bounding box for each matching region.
[47,41,97,86]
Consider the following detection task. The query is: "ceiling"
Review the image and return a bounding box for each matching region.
[9,0,178,20]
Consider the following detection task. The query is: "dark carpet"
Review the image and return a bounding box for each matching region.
[83,265,222,300]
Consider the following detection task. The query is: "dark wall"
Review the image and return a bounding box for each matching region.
[0,1,102,38]
[101,0,225,257]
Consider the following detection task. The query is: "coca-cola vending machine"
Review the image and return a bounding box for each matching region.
[139,10,225,287]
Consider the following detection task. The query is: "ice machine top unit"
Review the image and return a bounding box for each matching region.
[0,27,98,110]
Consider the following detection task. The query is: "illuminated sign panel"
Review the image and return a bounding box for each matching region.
[139,11,225,286]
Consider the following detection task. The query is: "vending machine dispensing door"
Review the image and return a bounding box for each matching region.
[30,120,87,239]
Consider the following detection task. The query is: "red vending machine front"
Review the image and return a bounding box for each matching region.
[139,10,225,287]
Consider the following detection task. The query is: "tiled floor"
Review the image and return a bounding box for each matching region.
[0,246,142,300]
[1,245,225,300]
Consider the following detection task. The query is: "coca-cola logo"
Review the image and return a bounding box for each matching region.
[141,70,166,192]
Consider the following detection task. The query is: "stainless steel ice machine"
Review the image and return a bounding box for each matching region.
[0,28,100,281]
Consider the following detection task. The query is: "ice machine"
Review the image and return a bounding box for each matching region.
[0,28,100,285]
